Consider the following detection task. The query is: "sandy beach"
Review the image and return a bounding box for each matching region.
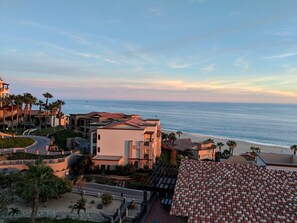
[164,130,292,155]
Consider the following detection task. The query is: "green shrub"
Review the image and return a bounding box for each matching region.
[101,193,113,205]
[50,130,83,150]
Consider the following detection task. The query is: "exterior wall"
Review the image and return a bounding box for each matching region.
[96,128,144,164]
[0,154,76,177]
[266,165,297,172]
[92,159,124,170]
[198,149,215,160]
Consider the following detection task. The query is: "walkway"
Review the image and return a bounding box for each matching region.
[22,135,51,155]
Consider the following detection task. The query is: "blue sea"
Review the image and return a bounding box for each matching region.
[62,100,297,148]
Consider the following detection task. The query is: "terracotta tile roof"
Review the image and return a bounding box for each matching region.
[170,159,297,223]
[174,138,196,151]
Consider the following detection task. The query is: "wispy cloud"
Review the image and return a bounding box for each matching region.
[150,7,162,16]
[234,57,249,70]
[263,52,297,60]
[201,63,216,73]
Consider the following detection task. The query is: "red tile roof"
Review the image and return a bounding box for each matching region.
[170,159,297,223]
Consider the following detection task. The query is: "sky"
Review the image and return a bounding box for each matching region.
[0,0,297,103]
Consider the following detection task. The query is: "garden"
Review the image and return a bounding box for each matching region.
[0,137,34,149]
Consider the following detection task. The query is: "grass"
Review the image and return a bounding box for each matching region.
[4,127,25,135]
[0,137,35,149]
[50,129,84,150]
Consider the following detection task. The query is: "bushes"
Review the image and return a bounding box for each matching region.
[50,129,83,150]
[101,193,113,205]
[6,153,68,160]
[0,137,34,149]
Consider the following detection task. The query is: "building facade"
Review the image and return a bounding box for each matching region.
[90,117,161,170]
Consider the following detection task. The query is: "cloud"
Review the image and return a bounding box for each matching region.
[150,7,162,16]
[263,52,297,60]
[228,11,239,16]
[201,63,216,73]
[234,57,249,70]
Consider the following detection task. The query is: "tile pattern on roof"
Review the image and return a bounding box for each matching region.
[170,159,297,223]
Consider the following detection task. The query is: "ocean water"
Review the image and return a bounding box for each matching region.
[63,100,297,148]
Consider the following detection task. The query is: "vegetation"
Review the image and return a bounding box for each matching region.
[101,193,113,205]
[7,219,99,223]
[290,145,297,155]
[226,140,237,157]
[0,137,34,149]
[15,159,72,223]
[71,198,86,216]
[0,173,15,215]
[50,129,83,150]
[216,142,224,153]
[250,146,261,159]
[72,155,94,175]
[176,131,183,138]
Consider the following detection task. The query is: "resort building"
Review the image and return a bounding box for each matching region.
[0,77,10,117]
[256,153,297,171]
[69,112,135,133]
[173,138,216,161]
[170,159,297,223]
[90,116,161,170]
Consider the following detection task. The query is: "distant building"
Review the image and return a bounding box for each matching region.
[69,112,135,133]
[90,116,161,170]
[257,153,297,171]
[170,159,297,222]
[0,77,10,118]
[173,138,216,160]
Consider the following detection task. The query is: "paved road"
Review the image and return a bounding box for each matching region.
[22,135,51,154]
[74,182,148,202]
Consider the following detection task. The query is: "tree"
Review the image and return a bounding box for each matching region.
[8,207,21,217]
[290,145,297,155]
[14,95,24,128]
[15,159,70,223]
[161,132,168,145]
[55,100,65,126]
[217,142,224,153]
[176,131,183,138]
[168,132,177,149]
[43,92,53,110]
[250,146,261,159]
[226,140,237,157]
[212,144,217,161]
[1,96,9,131]
[101,193,113,205]
[71,198,86,216]
[8,94,16,129]
[72,155,94,175]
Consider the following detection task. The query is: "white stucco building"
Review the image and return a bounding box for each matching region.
[90,116,161,170]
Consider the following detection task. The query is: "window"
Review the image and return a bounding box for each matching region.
[97,147,100,153]
[107,165,110,171]
[93,146,96,154]
[93,133,97,143]
[98,134,101,140]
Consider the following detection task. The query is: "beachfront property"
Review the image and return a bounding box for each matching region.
[69,112,135,133]
[174,138,216,161]
[0,77,10,117]
[170,159,297,223]
[257,153,297,171]
[90,116,161,170]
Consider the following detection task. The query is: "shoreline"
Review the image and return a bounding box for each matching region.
[163,129,292,155]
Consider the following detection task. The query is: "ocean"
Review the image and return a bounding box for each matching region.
[62,100,297,148]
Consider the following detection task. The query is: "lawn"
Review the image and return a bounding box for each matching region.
[0,137,35,149]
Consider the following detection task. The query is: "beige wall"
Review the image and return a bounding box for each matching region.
[97,128,144,164]
[198,149,215,160]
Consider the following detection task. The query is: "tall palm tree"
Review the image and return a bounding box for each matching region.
[28,96,37,123]
[290,145,297,155]
[212,144,217,161]
[250,146,261,159]
[226,140,237,157]
[43,92,53,111]
[14,95,24,128]
[23,93,33,123]
[1,96,9,131]
[217,142,224,153]
[168,132,177,149]
[16,159,60,223]
[7,94,16,129]
[56,100,65,126]
[176,131,183,138]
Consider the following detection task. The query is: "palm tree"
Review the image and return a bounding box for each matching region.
[176,131,183,138]
[28,95,37,123]
[8,94,16,129]
[290,145,297,155]
[250,146,261,159]
[23,93,32,122]
[168,132,177,149]
[162,132,169,145]
[8,207,20,217]
[14,95,24,128]
[16,159,61,223]
[217,142,224,153]
[71,198,86,216]
[212,144,217,161]
[1,96,9,131]
[226,140,237,157]
[43,92,53,111]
